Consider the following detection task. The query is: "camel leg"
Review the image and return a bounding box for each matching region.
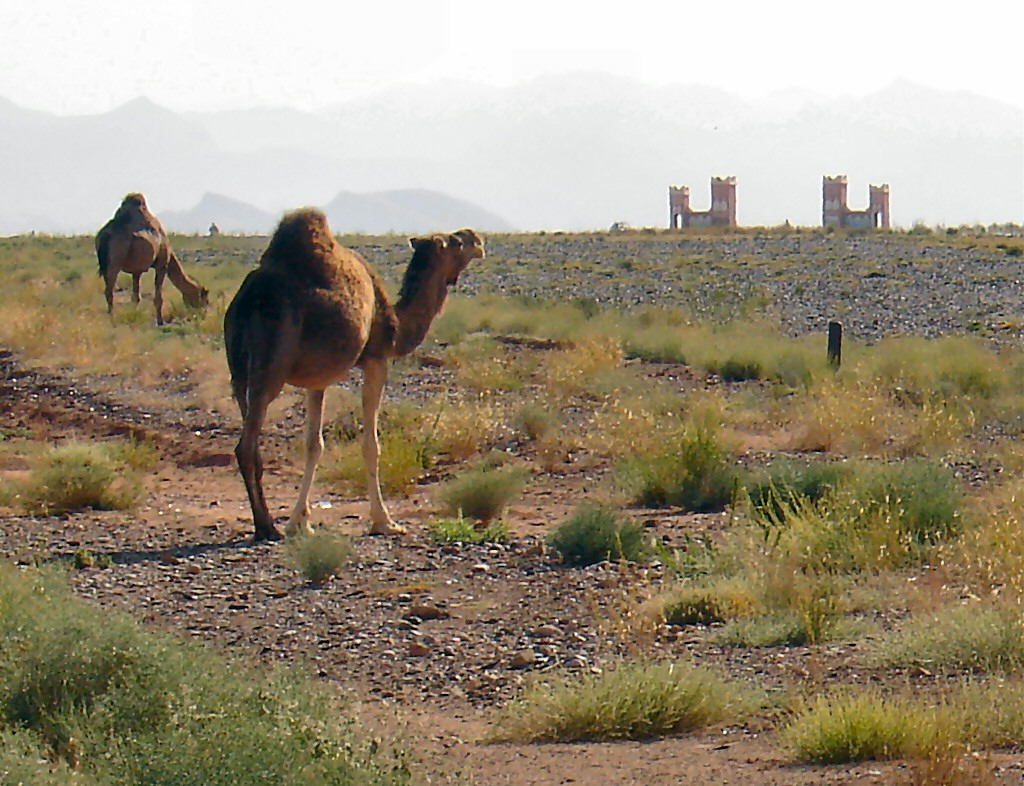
[153,265,166,325]
[233,377,286,542]
[286,388,325,537]
[104,270,117,316]
[362,358,404,535]
[131,273,142,304]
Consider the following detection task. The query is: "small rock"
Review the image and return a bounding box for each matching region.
[471,563,491,574]
[532,624,561,639]
[408,642,432,657]
[405,604,448,621]
[509,649,537,669]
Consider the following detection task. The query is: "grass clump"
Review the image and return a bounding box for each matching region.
[492,660,759,742]
[874,603,1024,673]
[428,516,508,544]
[321,435,428,497]
[285,531,352,585]
[784,689,935,764]
[658,579,758,626]
[617,428,740,512]
[843,459,963,545]
[16,442,143,515]
[437,463,528,523]
[749,459,963,574]
[0,561,409,785]
[784,681,1024,765]
[547,503,648,567]
[744,459,849,520]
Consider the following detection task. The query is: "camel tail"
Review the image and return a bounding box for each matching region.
[224,296,249,407]
[96,232,111,279]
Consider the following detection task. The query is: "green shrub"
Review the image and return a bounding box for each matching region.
[547,503,648,567]
[492,660,759,742]
[659,579,758,626]
[617,429,740,512]
[843,459,963,544]
[714,356,764,382]
[745,460,849,521]
[785,682,1024,764]
[0,729,89,785]
[321,434,428,497]
[17,442,142,514]
[0,561,409,785]
[514,402,558,442]
[874,604,1024,672]
[285,531,351,585]
[428,516,508,544]
[784,689,934,764]
[437,464,528,523]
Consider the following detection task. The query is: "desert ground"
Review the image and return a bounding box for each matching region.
[0,226,1022,785]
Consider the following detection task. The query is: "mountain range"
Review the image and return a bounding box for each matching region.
[0,75,1020,234]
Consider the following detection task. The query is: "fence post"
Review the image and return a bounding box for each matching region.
[827,321,842,369]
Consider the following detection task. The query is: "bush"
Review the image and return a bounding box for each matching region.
[784,689,933,764]
[784,682,1024,764]
[744,460,849,521]
[843,459,963,545]
[285,531,352,585]
[437,464,528,523]
[874,604,1024,672]
[617,429,740,512]
[492,660,759,742]
[714,356,764,382]
[547,503,648,567]
[17,442,142,515]
[658,580,758,627]
[428,516,508,544]
[0,561,409,785]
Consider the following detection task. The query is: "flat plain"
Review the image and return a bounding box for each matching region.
[0,226,1022,785]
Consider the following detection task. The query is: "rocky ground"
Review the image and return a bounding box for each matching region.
[0,231,1022,784]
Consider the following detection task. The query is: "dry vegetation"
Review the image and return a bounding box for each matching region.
[0,225,1022,784]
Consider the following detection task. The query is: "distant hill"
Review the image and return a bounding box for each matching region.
[0,76,1020,233]
[162,193,277,234]
[323,189,513,234]
[160,189,513,235]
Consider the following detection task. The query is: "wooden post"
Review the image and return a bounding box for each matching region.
[827,321,842,369]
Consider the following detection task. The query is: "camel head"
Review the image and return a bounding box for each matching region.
[121,192,148,211]
[407,228,484,288]
[190,284,211,310]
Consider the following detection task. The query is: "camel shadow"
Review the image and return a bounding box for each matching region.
[45,536,265,569]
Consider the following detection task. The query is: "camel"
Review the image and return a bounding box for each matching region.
[95,193,209,325]
[224,208,484,541]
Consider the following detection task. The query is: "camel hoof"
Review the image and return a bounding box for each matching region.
[368,521,406,536]
[254,525,284,542]
[285,522,315,539]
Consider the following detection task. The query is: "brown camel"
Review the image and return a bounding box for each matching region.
[224,208,484,541]
[95,193,209,325]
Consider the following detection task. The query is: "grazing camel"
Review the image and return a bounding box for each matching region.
[95,193,209,325]
[224,208,484,541]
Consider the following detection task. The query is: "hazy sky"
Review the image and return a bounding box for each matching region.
[2,0,1022,115]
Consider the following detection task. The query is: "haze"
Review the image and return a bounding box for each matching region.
[1,1,1021,231]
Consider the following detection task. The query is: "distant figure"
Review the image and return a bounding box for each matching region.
[95,193,209,325]
[209,222,221,237]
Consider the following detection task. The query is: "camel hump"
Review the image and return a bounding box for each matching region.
[260,208,344,281]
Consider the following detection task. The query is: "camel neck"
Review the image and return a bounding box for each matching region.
[394,279,446,357]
